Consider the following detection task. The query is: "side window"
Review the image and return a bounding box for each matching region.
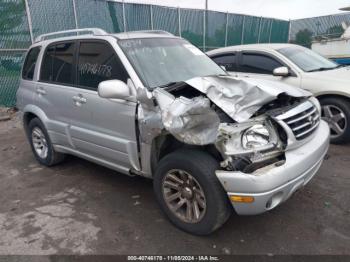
[237,53,283,74]
[40,45,55,82]
[40,41,75,85]
[52,42,75,84]
[212,54,236,71]
[22,46,41,80]
[77,41,129,89]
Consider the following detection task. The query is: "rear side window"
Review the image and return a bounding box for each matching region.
[40,45,55,82]
[22,47,41,80]
[40,42,75,85]
[211,54,236,71]
[237,53,282,74]
[77,41,129,89]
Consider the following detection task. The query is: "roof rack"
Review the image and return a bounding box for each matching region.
[138,30,173,35]
[35,28,107,43]
[118,30,174,36]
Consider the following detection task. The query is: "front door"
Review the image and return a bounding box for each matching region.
[235,52,301,87]
[68,40,139,171]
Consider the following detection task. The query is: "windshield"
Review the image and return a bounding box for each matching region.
[119,38,225,89]
[278,46,339,72]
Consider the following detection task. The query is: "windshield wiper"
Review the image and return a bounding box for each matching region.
[204,73,229,77]
[307,67,337,72]
[157,81,181,88]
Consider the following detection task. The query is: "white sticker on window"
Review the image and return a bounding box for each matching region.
[183,44,204,56]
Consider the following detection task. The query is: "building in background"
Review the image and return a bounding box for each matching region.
[312,22,350,64]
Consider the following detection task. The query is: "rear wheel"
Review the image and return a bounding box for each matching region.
[153,149,232,235]
[320,97,350,144]
[26,118,65,166]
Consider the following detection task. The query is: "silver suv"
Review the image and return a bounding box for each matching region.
[17,28,330,235]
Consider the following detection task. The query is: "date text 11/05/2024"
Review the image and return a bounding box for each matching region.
[127,255,220,261]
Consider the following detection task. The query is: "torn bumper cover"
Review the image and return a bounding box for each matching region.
[216,120,330,215]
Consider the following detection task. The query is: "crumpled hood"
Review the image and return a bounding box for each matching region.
[185,75,311,122]
[152,75,310,145]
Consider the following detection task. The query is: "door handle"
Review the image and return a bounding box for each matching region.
[36,87,46,96]
[72,94,87,106]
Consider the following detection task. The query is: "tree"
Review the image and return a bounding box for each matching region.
[327,25,345,38]
[294,29,313,48]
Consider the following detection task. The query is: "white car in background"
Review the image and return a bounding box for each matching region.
[207,44,350,143]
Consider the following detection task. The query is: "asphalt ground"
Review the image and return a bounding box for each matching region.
[0,115,349,255]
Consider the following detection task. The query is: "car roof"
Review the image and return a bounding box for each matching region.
[207,43,303,55]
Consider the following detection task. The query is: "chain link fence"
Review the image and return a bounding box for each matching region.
[0,0,290,107]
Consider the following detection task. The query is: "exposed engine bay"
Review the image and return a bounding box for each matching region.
[137,75,315,174]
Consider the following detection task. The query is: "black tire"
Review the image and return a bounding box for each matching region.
[26,117,65,166]
[153,149,232,235]
[319,97,350,144]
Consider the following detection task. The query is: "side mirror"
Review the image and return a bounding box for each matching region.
[273,66,290,77]
[98,80,130,99]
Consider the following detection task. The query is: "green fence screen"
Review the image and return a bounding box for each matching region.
[152,6,179,36]
[108,1,124,33]
[0,51,24,106]
[76,0,114,32]
[206,11,226,50]
[180,9,204,48]
[28,0,76,39]
[259,18,273,43]
[0,0,290,107]
[0,0,28,106]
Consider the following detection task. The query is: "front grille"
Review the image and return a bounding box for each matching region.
[278,101,320,141]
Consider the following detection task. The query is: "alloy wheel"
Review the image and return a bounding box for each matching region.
[31,127,48,159]
[322,105,347,139]
[162,169,206,223]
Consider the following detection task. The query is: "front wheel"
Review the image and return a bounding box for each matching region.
[153,149,232,235]
[320,97,350,144]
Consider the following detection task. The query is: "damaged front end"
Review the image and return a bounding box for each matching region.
[216,117,285,173]
[144,75,312,174]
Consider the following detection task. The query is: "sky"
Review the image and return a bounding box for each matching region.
[119,0,350,20]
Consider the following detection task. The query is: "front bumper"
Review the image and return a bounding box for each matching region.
[215,120,330,215]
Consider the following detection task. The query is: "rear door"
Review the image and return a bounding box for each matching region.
[18,46,41,109]
[67,40,139,171]
[36,41,77,148]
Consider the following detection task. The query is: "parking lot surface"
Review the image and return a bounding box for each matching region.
[0,116,349,255]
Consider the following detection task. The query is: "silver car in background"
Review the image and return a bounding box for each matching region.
[17,29,329,235]
[208,44,350,143]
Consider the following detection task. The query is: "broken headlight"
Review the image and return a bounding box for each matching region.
[216,118,281,156]
[242,124,271,150]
